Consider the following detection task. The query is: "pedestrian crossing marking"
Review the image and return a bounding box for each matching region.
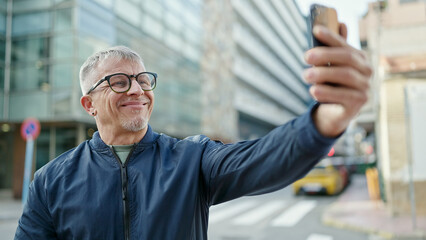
[306,233,333,240]
[271,200,317,227]
[210,199,318,227]
[231,200,287,226]
[209,200,258,224]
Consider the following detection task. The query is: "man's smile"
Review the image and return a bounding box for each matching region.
[119,99,150,108]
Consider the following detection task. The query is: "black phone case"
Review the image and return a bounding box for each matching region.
[310,4,328,47]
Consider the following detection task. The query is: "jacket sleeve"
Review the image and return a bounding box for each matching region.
[201,104,338,205]
[15,172,57,240]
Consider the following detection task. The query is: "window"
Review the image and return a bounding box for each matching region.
[11,64,49,91]
[0,38,5,62]
[36,128,50,170]
[0,12,6,35]
[77,35,109,61]
[142,0,163,19]
[35,127,77,170]
[12,12,51,36]
[51,63,73,88]
[13,0,51,12]
[52,89,71,116]
[164,31,182,52]
[116,0,140,27]
[55,127,76,157]
[143,15,163,39]
[12,37,49,63]
[165,12,182,32]
[9,91,49,119]
[54,8,72,32]
[94,0,113,8]
[78,8,115,44]
[53,35,73,59]
[0,67,4,90]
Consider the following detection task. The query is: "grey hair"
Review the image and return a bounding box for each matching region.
[79,46,145,95]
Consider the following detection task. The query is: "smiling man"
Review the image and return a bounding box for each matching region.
[15,24,372,240]
[80,53,155,145]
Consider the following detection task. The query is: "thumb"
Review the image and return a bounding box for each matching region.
[339,23,348,41]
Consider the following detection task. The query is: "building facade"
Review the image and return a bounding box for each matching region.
[359,0,426,215]
[0,0,311,198]
[202,0,311,141]
[0,0,205,197]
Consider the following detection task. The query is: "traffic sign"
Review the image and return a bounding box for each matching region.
[21,118,40,140]
[20,118,40,205]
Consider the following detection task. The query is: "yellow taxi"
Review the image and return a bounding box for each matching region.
[292,158,349,195]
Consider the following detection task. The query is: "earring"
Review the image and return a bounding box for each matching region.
[91,112,95,116]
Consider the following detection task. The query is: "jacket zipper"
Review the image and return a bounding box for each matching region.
[111,145,136,240]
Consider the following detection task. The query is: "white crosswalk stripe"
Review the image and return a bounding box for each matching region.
[209,199,318,228]
[306,233,333,240]
[271,200,317,227]
[231,200,287,226]
[209,200,258,224]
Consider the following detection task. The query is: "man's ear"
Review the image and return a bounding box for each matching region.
[81,95,95,116]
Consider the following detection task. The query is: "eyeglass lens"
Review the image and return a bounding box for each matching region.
[109,73,156,92]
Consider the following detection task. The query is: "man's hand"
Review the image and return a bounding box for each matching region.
[304,24,373,138]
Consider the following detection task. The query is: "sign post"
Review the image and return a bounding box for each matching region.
[20,118,40,205]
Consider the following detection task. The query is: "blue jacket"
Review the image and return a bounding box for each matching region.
[15,108,336,240]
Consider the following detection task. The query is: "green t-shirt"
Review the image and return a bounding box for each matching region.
[110,144,133,164]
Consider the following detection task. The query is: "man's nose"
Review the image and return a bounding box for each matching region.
[127,79,143,95]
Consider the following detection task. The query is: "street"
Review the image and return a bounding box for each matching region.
[1,175,418,240]
[208,184,374,240]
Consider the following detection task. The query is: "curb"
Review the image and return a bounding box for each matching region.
[322,213,426,240]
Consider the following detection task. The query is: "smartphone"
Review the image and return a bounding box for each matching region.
[310,4,339,47]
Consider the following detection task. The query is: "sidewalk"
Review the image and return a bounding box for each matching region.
[0,190,22,240]
[322,174,426,240]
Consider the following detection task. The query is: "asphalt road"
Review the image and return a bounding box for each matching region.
[208,185,375,240]
[1,182,386,240]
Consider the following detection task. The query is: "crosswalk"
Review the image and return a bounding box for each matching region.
[209,199,335,240]
[210,199,317,227]
[209,198,383,240]
[232,200,286,226]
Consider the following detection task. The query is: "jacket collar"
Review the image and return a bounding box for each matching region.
[89,124,159,152]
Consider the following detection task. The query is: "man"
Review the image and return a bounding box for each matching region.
[15,23,371,239]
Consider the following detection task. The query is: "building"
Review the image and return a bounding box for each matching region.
[0,0,311,198]
[202,0,311,141]
[0,0,205,198]
[359,0,426,215]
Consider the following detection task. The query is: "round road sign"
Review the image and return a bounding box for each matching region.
[21,118,41,140]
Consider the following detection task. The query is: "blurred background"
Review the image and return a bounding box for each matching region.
[0,0,425,239]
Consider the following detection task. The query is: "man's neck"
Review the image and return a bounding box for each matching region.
[98,126,148,145]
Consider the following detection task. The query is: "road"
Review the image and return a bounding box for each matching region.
[208,185,374,240]
[2,183,386,240]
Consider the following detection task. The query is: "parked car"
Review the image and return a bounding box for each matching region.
[292,157,350,195]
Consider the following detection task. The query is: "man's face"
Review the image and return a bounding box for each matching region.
[88,58,155,133]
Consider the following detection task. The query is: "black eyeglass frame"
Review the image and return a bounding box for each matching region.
[86,72,157,95]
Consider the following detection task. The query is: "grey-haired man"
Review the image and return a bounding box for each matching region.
[15,23,371,240]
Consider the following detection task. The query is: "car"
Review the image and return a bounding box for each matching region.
[292,157,350,195]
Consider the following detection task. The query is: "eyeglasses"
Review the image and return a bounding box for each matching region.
[86,72,157,95]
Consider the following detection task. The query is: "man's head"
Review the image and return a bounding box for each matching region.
[80,46,155,142]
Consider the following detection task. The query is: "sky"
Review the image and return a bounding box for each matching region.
[296,0,376,49]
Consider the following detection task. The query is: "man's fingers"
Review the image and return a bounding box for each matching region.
[310,84,368,111]
[305,47,373,77]
[304,67,370,91]
[304,48,373,78]
[339,23,348,41]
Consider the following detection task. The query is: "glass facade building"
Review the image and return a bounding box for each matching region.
[0,0,310,197]
[0,0,204,195]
